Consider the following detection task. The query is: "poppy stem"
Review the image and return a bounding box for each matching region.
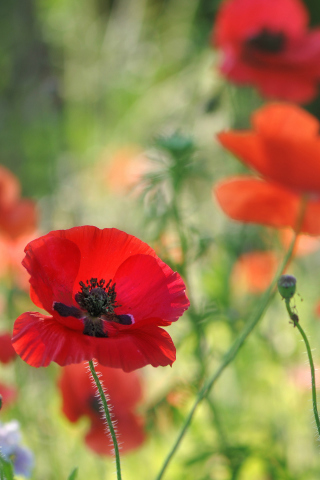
[295,322,320,437]
[155,227,300,480]
[280,298,320,438]
[88,360,122,480]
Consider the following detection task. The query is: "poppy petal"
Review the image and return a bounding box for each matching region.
[218,105,320,193]
[47,227,156,294]
[114,254,189,324]
[0,200,38,239]
[253,103,319,138]
[12,312,176,371]
[214,176,300,228]
[218,131,267,175]
[300,199,320,235]
[58,365,94,422]
[0,333,16,364]
[23,235,81,315]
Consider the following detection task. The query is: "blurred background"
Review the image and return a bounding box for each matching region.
[2,0,320,479]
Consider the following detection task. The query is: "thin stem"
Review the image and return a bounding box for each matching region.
[88,360,122,480]
[283,300,320,438]
[155,223,301,480]
[295,322,320,437]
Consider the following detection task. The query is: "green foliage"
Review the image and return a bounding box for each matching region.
[67,467,78,480]
[0,456,14,480]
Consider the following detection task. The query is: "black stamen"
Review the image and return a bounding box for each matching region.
[83,319,108,338]
[117,314,134,325]
[53,302,83,318]
[76,277,121,319]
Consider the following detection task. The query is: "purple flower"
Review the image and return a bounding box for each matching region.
[0,421,33,477]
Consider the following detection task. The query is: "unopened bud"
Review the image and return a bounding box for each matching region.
[277,274,296,300]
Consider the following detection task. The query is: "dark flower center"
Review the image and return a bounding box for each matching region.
[245,28,286,53]
[53,277,133,338]
[75,278,119,318]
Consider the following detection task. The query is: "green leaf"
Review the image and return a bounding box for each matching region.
[67,467,78,480]
[0,455,14,480]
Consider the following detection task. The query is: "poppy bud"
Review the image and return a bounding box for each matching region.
[277,274,296,299]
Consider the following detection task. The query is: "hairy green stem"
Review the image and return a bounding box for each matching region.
[284,300,320,438]
[155,227,299,480]
[296,322,320,437]
[88,360,122,480]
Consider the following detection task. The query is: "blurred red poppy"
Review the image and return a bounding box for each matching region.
[0,232,39,291]
[231,251,278,295]
[58,362,145,455]
[101,146,153,195]
[213,0,320,102]
[0,166,37,239]
[12,226,190,371]
[214,104,320,234]
[0,333,16,364]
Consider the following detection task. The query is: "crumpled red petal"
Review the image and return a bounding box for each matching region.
[114,254,190,324]
[214,176,320,235]
[47,227,157,295]
[217,105,320,194]
[214,176,298,227]
[12,312,176,371]
[23,235,81,315]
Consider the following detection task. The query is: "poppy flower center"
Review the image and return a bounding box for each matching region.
[75,278,119,318]
[53,277,134,338]
[245,28,286,53]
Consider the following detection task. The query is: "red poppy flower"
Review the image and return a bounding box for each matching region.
[0,333,16,364]
[213,104,320,235]
[12,226,189,371]
[231,251,278,295]
[213,0,320,102]
[58,362,145,455]
[0,166,37,239]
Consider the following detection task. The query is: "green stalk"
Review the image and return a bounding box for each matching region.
[155,222,301,480]
[88,360,122,480]
[283,299,320,438]
[295,322,320,437]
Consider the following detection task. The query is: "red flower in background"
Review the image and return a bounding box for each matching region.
[214,104,320,235]
[213,0,320,102]
[0,166,37,239]
[58,362,145,455]
[12,226,189,371]
[230,251,278,295]
[0,232,39,291]
[0,333,16,364]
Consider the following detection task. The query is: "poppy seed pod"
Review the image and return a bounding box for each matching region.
[277,274,297,299]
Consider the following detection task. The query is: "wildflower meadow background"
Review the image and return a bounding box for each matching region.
[3,0,320,479]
